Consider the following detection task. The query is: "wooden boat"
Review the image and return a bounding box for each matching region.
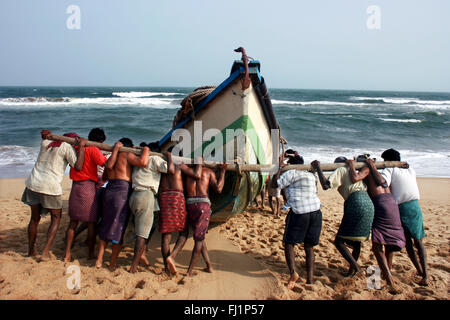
[158,48,279,221]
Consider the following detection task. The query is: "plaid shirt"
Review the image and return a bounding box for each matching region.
[277,170,321,214]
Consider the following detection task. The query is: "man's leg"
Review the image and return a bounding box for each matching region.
[187,240,203,277]
[130,236,147,273]
[41,209,62,261]
[284,242,299,289]
[166,228,189,275]
[72,221,88,245]
[414,239,428,286]
[276,197,281,217]
[27,204,41,257]
[405,235,422,273]
[96,240,107,268]
[260,188,265,209]
[201,240,213,273]
[87,222,96,259]
[385,246,395,271]
[161,233,172,273]
[64,219,79,263]
[305,244,315,284]
[372,242,396,289]
[334,237,360,277]
[268,196,274,213]
[110,243,123,270]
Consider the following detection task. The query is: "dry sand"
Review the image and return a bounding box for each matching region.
[0,176,448,300]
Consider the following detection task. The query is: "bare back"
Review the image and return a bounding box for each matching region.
[159,166,184,192]
[185,168,215,197]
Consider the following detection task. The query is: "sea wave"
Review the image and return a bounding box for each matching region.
[112,91,184,98]
[378,118,422,123]
[0,96,181,108]
[271,99,368,107]
[351,96,450,105]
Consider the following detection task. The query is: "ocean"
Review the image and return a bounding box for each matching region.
[0,86,449,178]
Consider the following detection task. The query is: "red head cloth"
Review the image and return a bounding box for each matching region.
[47,132,80,150]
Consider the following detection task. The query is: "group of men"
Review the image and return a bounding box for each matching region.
[22,129,226,277]
[21,129,427,290]
[268,150,427,292]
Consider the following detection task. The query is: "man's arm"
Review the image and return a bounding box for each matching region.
[105,141,123,170]
[127,146,150,168]
[73,137,87,171]
[347,160,370,183]
[366,158,388,188]
[209,164,227,194]
[179,156,203,180]
[311,160,330,190]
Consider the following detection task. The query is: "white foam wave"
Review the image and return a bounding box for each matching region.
[112,91,183,98]
[351,96,450,106]
[272,99,366,106]
[0,97,181,108]
[378,118,422,123]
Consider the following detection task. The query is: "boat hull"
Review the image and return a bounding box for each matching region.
[160,61,277,221]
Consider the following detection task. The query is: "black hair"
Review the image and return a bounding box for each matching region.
[148,142,161,153]
[287,155,304,165]
[334,156,347,164]
[88,128,106,142]
[139,142,147,148]
[381,149,401,161]
[356,154,370,162]
[119,137,133,148]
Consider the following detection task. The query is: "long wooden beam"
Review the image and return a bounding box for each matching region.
[48,134,407,172]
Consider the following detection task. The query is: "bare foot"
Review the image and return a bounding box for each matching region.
[346,266,360,278]
[287,272,299,290]
[187,270,198,277]
[140,255,150,267]
[95,259,103,269]
[203,266,213,273]
[418,277,428,286]
[40,251,54,262]
[129,265,138,274]
[166,256,177,275]
[28,249,38,257]
[63,255,71,263]
[108,262,117,272]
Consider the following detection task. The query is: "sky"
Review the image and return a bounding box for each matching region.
[0,0,449,92]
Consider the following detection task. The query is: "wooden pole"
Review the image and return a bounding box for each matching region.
[48,134,407,172]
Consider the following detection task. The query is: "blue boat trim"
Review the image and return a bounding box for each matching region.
[158,61,262,147]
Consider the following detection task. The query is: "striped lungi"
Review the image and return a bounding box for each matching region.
[68,180,99,222]
[159,189,187,234]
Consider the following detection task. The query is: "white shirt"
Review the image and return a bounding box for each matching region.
[132,155,168,193]
[25,140,78,196]
[381,167,420,204]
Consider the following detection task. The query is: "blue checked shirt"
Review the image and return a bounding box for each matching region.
[277,170,321,214]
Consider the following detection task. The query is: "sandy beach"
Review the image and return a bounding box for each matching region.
[0,176,448,300]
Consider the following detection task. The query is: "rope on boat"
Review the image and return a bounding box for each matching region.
[173,86,217,128]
